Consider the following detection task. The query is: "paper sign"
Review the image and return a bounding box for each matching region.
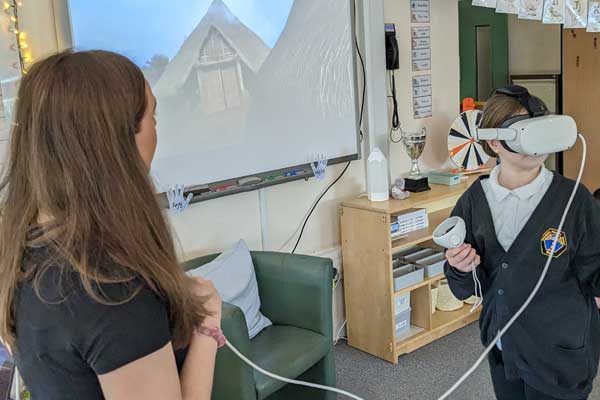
[473,0,498,7]
[543,0,566,23]
[411,0,430,23]
[411,26,431,39]
[412,37,431,49]
[412,75,432,87]
[413,59,432,72]
[566,0,588,28]
[413,85,432,97]
[414,96,433,108]
[412,11,430,23]
[519,0,544,20]
[588,1,600,31]
[414,106,432,119]
[496,0,519,13]
[412,73,432,119]
[411,0,430,12]
[412,48,432,61]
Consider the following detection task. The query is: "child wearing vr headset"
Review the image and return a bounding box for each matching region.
[445,86,600,400]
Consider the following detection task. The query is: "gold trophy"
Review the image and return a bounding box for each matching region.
[401,127,430,192]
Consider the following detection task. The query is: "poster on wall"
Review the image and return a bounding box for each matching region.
[411,0,430,23]
[588,1,600,31]
[543,0,566,23]
[565,0,589,28]
[496,0,519,13]
[0,78,18,142]
[412,59,431,71]
[413,74,432,119]
[472,0,498,7]
[410,27,431,72]
[518,0,544,20]
[411,26,430,39]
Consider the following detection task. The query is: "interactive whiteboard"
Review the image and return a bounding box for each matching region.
[66,0,360,196]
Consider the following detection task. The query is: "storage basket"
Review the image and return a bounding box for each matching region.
[436,279,463,311]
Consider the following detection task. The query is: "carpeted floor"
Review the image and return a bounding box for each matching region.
[335,322,600,400]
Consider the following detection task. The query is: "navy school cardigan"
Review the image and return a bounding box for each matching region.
[445,173,600,400]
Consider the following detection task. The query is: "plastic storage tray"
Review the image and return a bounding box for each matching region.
[404,248,436,263]
[393,263,424,291]
[392,245,422,259]
[417,253,446,278]
[395,307,412,337]
[395,292,411,314]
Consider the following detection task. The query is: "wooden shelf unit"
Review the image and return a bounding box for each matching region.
[340,176,482,363]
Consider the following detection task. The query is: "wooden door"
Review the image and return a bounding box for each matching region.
[563,29,600,192]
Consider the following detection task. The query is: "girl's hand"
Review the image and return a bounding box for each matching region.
[446,244,481,273]
[192,278,222,328]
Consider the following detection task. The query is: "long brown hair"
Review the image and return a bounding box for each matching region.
[0,50,207,350]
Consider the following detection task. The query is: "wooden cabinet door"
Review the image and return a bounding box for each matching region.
[563,29,600,192]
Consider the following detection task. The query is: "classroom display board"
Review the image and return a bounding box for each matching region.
[66,0,360,194]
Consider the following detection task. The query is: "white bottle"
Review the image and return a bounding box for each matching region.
[367,147,390,202]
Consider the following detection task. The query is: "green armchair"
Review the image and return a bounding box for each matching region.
[182,251,337,400]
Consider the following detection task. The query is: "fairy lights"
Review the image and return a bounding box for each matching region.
[4,0,29,74]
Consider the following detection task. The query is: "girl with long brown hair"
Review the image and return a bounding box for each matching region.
[0,50,222,399]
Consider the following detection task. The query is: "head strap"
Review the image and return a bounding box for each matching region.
[492,85,547,118]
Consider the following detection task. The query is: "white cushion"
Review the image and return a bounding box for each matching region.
[187,240,272,339]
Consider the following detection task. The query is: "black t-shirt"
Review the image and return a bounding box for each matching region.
[13,245,188,400]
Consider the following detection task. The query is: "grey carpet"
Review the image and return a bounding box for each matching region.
[334,322,600,400]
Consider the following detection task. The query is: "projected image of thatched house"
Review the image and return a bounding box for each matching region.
[152,0,270,159]
[154,0,269,115]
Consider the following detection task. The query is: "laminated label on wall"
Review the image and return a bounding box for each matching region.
[411,26,431,39]
[496,0,520,13]
[543,0,566,23]
[412,37,431,50]
[413,74,432,119]
[519,0,544,20]
[411,0,430,23]
[473,0,498,7]
[412,48,432,61]
[588,1,600,31]
[565,0,588,28]
[412,59,431,72]
[410,27,431,72]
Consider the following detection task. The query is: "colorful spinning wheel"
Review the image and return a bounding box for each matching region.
[448,110,489,171]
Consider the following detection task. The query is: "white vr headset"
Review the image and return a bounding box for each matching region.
[474,86,578,156]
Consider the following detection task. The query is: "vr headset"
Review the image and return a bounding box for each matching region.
[475,85,578,156]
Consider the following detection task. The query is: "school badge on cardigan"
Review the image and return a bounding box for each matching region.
[540,228,568,258]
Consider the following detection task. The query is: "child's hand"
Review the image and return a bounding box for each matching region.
[446,244,481,273]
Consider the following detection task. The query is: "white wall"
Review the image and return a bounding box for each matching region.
[385,0,461,175]
[508,15,561,75]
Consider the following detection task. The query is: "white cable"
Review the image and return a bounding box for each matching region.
[334,320,348,346]
[470,267,483,312]
[437,134,587,400]
[15,367,20,400]
[225,341,365,400]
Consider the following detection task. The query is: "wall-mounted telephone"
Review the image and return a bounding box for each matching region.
[385,23,399,70]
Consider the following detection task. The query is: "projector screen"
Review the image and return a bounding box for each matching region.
[66,0,360,194]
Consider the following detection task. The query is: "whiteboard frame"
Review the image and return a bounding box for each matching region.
[55,0,362,204]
